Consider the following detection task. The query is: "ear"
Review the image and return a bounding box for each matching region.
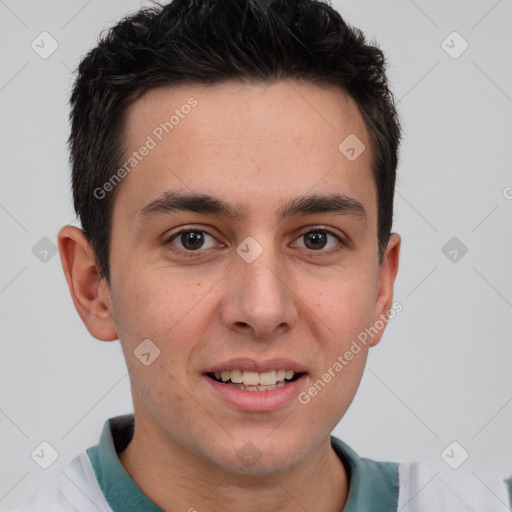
[57,225,118,341]
[369,233,401,347]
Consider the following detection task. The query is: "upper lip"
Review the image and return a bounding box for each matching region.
[204,357,307,374]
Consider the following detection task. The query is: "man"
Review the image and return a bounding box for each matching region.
[10,0,511,510]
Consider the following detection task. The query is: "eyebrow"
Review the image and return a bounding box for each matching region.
[139,191,368,226]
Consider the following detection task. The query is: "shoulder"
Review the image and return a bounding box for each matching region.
[331,435,511,512]
[398,461,510,512]
[6,453,113,512]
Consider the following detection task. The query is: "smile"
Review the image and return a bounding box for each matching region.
[207,369,302,391]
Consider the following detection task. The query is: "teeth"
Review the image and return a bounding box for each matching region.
[230,369,243,383]
[228,381,287,391]
[242,371,259,386]
[259,370,276,385]
[212,369,297,386]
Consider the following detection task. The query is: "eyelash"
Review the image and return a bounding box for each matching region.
[163,226,346,257]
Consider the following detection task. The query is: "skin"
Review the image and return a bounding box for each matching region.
[58,80,400,512]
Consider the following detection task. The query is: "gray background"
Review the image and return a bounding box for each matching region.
[1,0,511,508]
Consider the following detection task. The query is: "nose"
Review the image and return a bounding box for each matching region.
[219,240,299,339]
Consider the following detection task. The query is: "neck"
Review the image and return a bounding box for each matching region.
[118,418,349,512]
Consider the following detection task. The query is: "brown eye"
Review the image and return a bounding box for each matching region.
[178,231,205,250]
[165,229,218,254]
[293,228,344,252]
[303,231,328,250]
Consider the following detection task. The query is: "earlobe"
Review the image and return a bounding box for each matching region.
[57,225,118,341]
[369,233,401,347]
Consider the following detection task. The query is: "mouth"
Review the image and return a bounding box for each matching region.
[205,369,304,392]
[202,358,309,411]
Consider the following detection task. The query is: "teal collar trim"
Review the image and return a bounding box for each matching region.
[330,436,399,512]
[87,415,398,512]
[86,414,163,512]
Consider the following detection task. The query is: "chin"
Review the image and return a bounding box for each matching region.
[203,433,311,476]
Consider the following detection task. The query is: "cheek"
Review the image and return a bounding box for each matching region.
[109,271,215,403]
[307,268,377,343]
[112,272,204,411]
[111,270,209,345]
[300,271,376,403]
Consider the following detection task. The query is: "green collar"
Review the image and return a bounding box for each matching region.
[87,415,398,512]
[331,436,398,511]
[86,415,161,511]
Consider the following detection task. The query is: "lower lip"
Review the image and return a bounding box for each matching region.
[202,374,308,412]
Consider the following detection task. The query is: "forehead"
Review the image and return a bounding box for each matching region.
[115,80,375,225]
[124,81,367,155]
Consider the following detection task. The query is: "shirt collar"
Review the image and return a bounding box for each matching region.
[86,414,163,511]
[87,414,398,512]
[330,436,398,511]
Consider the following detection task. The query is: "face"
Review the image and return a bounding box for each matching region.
[104,81,398,475]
